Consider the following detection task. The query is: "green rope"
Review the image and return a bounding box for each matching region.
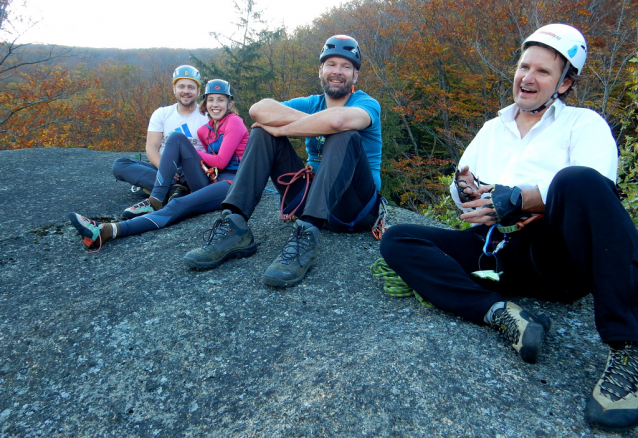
[370,258,432,307]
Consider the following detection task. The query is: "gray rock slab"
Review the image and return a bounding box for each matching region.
[0,147,630,437]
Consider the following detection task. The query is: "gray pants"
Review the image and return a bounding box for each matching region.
[223,128,378,232]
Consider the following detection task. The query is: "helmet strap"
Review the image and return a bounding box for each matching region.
[523,62,571,114]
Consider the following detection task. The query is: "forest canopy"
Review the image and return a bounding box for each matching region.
[1,0,636,217]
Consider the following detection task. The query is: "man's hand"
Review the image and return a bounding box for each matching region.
[454,165,483,202]
[251,122,283,137]
[249,99,306,127]
[460,187,498,225]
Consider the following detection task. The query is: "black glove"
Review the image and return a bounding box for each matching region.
[489,184,523,226]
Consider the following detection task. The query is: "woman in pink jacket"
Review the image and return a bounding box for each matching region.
[68,79,249,251]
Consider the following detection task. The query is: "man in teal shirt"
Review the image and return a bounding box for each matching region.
[184,35,382,288]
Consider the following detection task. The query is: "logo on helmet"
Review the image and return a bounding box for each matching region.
[567,45,578,59]
[538,30,561,40]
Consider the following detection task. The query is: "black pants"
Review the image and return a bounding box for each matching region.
[223,128,378,231]
[380,166,638,344]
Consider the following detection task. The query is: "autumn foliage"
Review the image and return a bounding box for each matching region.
[1,0,636,213]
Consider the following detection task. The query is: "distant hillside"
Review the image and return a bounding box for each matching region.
[7,44,221,75]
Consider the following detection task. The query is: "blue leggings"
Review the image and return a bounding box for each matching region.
[112,158,158,190]
[117,132,235,237]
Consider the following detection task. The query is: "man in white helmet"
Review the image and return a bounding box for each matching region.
[112,65,209,202]
[380,24,638,432]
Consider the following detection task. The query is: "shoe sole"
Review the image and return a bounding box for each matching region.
[518,321,544,364]
[532,314,552,333]
[122,210,153,220]
[262,261,315,288]
[585,397,638,432]
[183,243,258,270]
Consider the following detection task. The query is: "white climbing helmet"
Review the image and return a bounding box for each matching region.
[523,23,587,74]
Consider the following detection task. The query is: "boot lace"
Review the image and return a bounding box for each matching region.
[599,345,638,401]
[129,198,152,211]
[201,216,232,247]
[277,225,312,265]
[492,310,521,345]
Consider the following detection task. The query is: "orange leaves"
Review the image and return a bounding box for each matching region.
[0,66,101,149]
[385,154,454,211]
[0,62,173,152]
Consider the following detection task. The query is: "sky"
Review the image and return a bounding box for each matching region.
[8,0,346,49]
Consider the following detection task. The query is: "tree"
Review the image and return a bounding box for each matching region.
[0,0,76,138]
[0,65,110,149]
[191,0,278,116]
[0,0,72,80]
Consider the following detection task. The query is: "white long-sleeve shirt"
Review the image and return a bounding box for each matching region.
[451,100,618,210]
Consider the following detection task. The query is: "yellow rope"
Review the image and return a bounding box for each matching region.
[370,258,432,307]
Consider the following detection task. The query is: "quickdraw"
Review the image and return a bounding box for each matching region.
[474,214,544,281]
[372,197,388,241]
[277,165,314,221]
[201,161,233,185]
[201,161,219,182]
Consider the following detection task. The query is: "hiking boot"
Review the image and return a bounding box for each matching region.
[183,209,257,269]
[68,212,103,250]
[262,220,319,287]
[167,183,189,204]
[490,302,546,364]
[123,198,156,219]
[585,343,638,432]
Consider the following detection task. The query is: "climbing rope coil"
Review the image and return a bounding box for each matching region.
[370,258,432,307]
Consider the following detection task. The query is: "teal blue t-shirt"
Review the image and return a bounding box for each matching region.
[283,91,382,191]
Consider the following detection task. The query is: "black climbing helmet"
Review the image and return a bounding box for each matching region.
[319,35,361,70]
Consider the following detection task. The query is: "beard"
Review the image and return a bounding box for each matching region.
[321,76,353,99]
[177,93,197,107]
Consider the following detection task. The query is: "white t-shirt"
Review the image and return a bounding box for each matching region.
[147,103,209,154]
[452,100,618,208]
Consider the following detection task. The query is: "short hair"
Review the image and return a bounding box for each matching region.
[522,42,582,101]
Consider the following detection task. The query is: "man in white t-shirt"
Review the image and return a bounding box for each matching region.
[112,65,209,196]
[380,24,638,432]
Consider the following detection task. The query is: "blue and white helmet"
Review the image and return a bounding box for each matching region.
[172,65,202,86]
[204,79,232,99]
[523,23,587,74]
